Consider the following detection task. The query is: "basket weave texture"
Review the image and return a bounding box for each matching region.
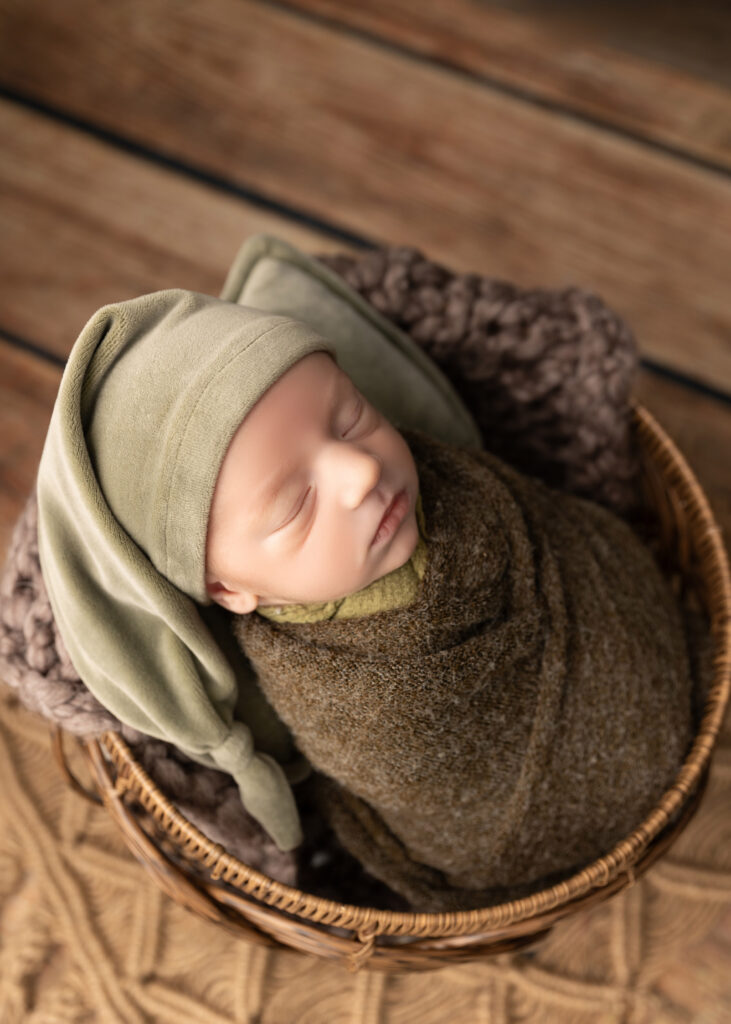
[2,245,729,969]
[54,403,729,972]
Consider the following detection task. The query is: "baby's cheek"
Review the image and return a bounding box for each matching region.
[308,528,363,596]
[319,530,356,580]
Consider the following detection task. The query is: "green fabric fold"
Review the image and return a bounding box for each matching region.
[36,289,336,850]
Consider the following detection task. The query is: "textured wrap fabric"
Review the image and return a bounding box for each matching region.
[233,430,694,907]
[35,290,337,851]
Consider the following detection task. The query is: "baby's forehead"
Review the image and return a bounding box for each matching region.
[255,352,354,419]
[227,351,358,453]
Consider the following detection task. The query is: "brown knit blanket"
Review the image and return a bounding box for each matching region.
[233,430,693,911]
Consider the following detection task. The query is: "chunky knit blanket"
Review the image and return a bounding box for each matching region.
[233,430,693,910]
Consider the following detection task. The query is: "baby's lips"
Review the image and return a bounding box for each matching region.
[371,489,408,547]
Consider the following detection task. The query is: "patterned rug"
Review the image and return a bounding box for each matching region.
[0,684,729,1023]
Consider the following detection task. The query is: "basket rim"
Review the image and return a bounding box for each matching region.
[93,402,731,940]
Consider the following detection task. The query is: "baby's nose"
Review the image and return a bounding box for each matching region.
[331,443,382,509]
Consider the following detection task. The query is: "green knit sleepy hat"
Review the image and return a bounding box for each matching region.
[36,289,335,850]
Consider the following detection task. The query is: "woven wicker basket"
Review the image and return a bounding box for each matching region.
[54,403,730,972]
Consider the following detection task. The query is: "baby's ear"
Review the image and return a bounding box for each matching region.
[206,579,259,614]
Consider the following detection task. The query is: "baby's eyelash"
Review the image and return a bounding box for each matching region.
[341,399,364,437]
[283,486,312,529]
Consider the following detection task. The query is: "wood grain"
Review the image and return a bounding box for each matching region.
[0,338,60,558]
[484,0,731,88]
[0,100,348,361]
[636,373,731,541]
[0,0,729,392]
[281,0,731,168]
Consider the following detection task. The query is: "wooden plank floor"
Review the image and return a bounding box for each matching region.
[2,0,730,392]
[0,1,729,1020]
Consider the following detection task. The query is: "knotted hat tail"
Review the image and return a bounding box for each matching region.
[36,289,335,849]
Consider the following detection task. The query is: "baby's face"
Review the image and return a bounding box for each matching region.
[205,352,420,613]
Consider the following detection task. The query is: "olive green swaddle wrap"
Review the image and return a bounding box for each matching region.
[234,430,694,907]
[35,290,337,851]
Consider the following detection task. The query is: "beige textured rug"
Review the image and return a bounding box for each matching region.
[0,686,730,1023]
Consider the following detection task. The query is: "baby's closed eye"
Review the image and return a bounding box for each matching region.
[273,486,314,533]
[337,392,380,441]
[339,398,364,437]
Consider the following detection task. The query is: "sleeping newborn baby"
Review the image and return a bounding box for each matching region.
[208,352,693,911]
[37,288,692,912]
